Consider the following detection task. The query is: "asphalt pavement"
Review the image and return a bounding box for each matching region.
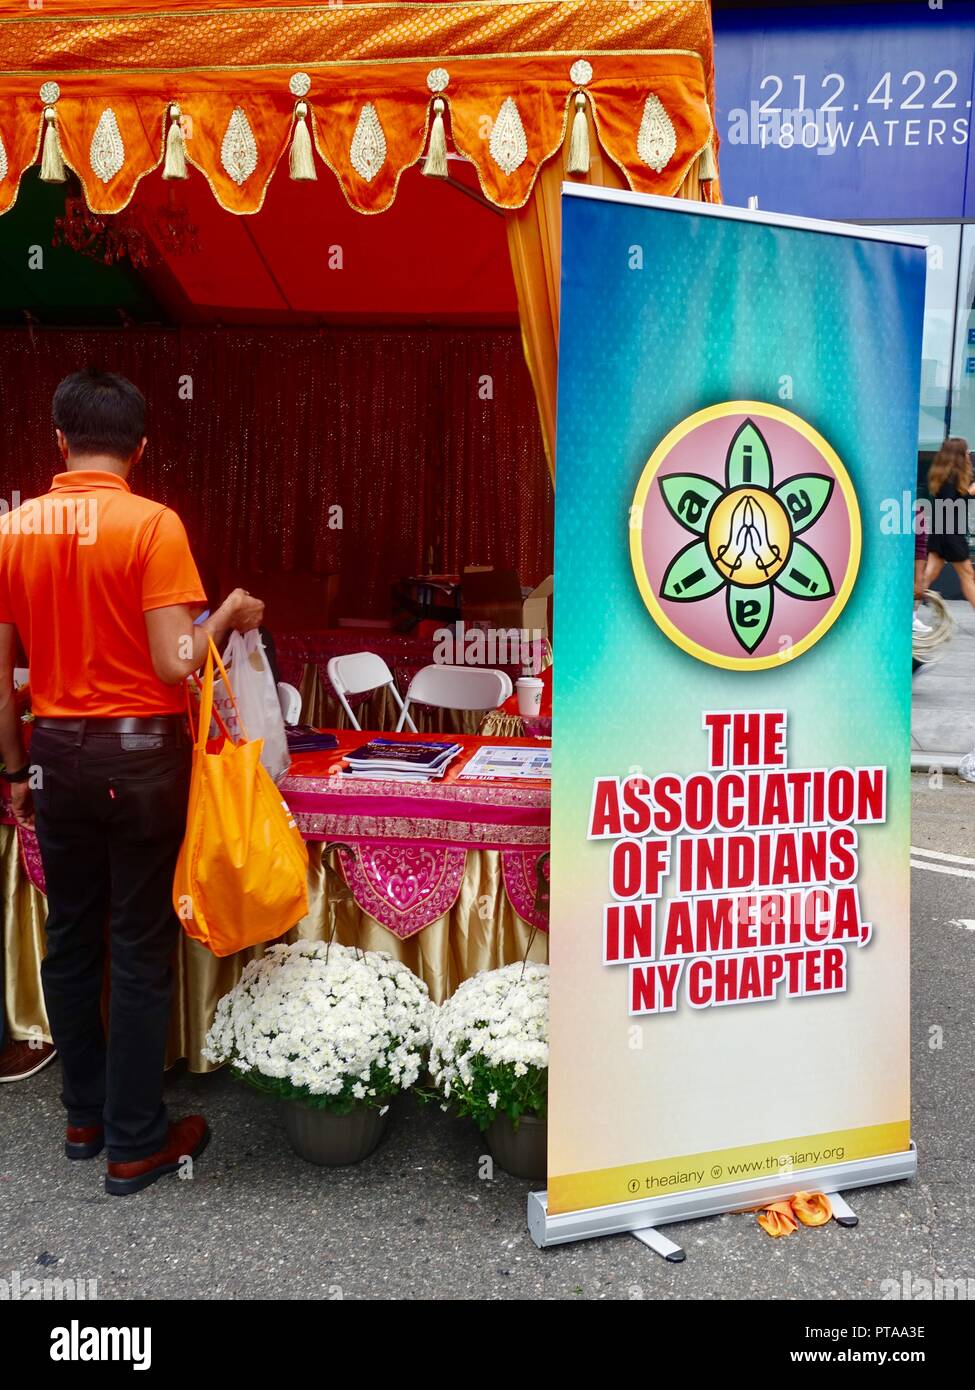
[913,599,975,766]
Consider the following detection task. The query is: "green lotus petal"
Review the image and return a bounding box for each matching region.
[660,540,725,603]
[727,583,773,652]
[775,540,835,600]
[726,419,772,490]
[659,473,723,535]
[775,474,834,534]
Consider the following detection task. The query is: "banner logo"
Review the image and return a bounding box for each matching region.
[630,401,861,670]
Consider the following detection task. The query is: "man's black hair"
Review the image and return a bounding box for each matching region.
[52,368,146,460]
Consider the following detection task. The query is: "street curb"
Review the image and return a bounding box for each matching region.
[911,751,965,774]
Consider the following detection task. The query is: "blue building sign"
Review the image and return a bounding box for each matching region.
[714,2,975,219]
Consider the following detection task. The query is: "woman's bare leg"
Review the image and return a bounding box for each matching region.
[924,553,945,589]
[951,559,975,610]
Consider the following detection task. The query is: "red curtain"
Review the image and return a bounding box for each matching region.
[0,328,553,618]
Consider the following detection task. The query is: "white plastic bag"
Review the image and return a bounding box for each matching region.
[212,630,291,784]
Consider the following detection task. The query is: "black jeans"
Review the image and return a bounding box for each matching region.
[31,724,191,1162]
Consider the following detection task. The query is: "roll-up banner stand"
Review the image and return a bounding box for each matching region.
[531,185,926,1248]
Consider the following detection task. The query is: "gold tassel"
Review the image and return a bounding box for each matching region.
[697,135,717,182]
[567,92,590,175]
[422,98,448,179]
[162,103,188,181]
[289,101,317,181]
[39,107,66,184]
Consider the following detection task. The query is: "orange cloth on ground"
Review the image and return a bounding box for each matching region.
[754,1191,833,1237]
[0,470,205,717]
[791,1191,833,1226]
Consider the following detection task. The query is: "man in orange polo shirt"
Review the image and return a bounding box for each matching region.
[0,368,263,1196]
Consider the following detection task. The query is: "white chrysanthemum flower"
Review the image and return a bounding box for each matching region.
[429,963,549,1120]
[204,942,434,1108]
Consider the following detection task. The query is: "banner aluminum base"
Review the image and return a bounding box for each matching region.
[527,1144,916,1249]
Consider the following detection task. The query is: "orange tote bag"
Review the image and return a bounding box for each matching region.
[173,637,309,956]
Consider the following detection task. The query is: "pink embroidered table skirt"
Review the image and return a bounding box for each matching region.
[1,732,550,1071]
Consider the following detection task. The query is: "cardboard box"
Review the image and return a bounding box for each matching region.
[522,574,553,642]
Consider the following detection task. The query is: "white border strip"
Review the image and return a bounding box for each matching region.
[562,182,929,249]
[527,1144,917,1248]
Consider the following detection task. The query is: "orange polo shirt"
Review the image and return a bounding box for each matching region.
[0,470,206,718]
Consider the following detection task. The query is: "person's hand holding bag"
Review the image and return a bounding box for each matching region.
[223,588,264,632]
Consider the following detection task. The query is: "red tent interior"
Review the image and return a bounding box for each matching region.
[129,156,520,326]
[1,159,552,630]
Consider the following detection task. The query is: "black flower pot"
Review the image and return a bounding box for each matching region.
[486,1113,547,1179]
[284,1103,388,1166]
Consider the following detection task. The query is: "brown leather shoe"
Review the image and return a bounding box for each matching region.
[105,1115,210,1197]
[65,1124,104,1161]
[0,1039,57,1083]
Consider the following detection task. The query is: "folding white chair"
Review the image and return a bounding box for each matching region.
[397,665,512,733]
[276,681,302,725]
[327,651,416,733]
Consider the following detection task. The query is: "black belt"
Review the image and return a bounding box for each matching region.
[34,716,185,734]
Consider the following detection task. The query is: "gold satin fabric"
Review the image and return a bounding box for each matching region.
[478,710,527,738]
[506,119,710,475]
[1,827,546,1070]
[0,825,51,1043]
[169,843,548,1070]
[505,111,629,477]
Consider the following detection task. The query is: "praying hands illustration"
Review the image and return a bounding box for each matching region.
[658,418,839,652]
[713,494,782,580]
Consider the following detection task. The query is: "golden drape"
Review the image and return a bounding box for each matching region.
[506,133,709,475]
[0,824,50,1043]
[505,107,629,479]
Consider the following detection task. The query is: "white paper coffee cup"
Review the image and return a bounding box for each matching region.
[516,676,544,717]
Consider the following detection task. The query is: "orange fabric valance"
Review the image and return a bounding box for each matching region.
[0,0,718,218]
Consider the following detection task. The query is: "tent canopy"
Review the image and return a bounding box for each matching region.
[130,162,519,325]
[0,1,717,218]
